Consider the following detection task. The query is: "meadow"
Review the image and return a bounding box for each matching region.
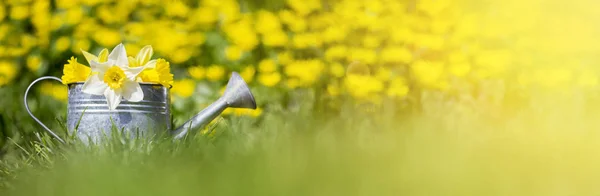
[2,0,600,195]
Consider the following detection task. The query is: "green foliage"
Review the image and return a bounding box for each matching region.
[5,92,600,195]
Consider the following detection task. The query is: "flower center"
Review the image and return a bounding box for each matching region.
[103,66,126,90]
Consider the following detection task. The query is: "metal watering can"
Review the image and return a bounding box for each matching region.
[24,72,257,144]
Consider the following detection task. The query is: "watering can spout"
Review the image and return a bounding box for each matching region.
[171,72,257,140]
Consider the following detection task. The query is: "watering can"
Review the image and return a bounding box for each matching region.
[24,72,257,144]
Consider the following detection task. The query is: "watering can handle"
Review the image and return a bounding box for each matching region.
[24,76,66,144]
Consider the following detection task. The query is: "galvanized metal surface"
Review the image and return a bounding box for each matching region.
[66,82,171,143]
[25,72,256,144]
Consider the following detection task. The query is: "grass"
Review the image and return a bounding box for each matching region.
[2,89,600,196]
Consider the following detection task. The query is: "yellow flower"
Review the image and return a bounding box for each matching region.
[240,65,256,83]
[72,39,91,54]
[278,10,294,24]
[206,65,225,81]
[97,5,118,24]
[279,10,307,32]
[389,27,415,44]
[27,56,42,72]
[172,79,196,98]
[41,82,68,101]
[223,107,234,115]
[258,59,277,73]
[286,0,321,16]
[170,48,194,64]
[51,15,64,31]
[7,47,27,57]
[284,59,324,87]
[166,0,190,18]
[21,35,37,50]
[233,107,263,117]
[362,35,381,49]
[55,36,71,52]
[81,0,102,6]
[375,68,392,81]
[226,107,263,117]
[93,28,121,48]
[225,45,243,61]
[201,0,221,8]
[255,10,281,34]
[262,30,288,47]
[380,47,412,64]
[343,74,384,99]
[103,66,127,90]
[322,26,347,43]
[61,57,91,84]
[215,0,241,24]
[329,62,345,78]
[292,33,321,49]
[188,66,206,80]
[325,45,347,61]
[10,4,29,20]
[0,61,17,86]
[249,107,263,117]
[258,72,281,87]
[192,6,218,25]
[65,7,83,25]
[187,32,206,46]
[139,58,174,87]
[0,3,5,21]
[222,18,259,51]
[277,51,293,65]
[56,0,79,9]
[348,48,377,65]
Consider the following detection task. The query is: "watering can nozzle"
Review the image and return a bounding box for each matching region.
[171,72,257,140]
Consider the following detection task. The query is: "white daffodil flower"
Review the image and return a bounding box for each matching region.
[81,43,150,110]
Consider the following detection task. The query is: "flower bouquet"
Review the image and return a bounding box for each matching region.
[62,43,173,110]
[25,43,257,144]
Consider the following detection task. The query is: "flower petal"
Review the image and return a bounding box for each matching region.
[81,49,98,65]
[144,59,157,69]
[128,56,138,67]
[122,80,143,102]
[104,88,122,111]
[122,66,146,80]
[82,74,108,95]
[136,45,153,65]
[90,60,111,74]
[98,48,109,63]
[108,43,129,67]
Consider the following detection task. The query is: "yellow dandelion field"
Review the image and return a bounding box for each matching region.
[0,0,596,111]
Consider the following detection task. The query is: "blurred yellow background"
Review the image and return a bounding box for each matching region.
[1,0,600,117]
[4,1,600,194]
